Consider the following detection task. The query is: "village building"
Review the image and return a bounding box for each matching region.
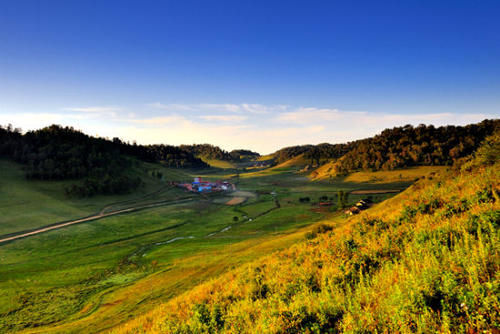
[178,177,233,193]
[344,198,373,216]
[345,206,361,215]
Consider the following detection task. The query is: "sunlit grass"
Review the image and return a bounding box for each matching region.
[111,142,499,333]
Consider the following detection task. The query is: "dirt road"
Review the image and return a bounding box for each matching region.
[0,198,194,244]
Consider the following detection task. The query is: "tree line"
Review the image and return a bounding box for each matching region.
[180,144,260,162]
[270,120,499,173]
[0,124,207,197]
[272,143,352,165]
[334,119,499,174]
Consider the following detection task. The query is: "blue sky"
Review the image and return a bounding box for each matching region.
[1,0,499,153]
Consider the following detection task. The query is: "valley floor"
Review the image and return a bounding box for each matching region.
[0,160,431,333]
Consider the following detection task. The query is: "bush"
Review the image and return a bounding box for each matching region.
[306,224,333,240]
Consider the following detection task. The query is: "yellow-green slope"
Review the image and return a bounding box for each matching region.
[113,136,500,333]
[309,160,446,183]
[199,157,236,169]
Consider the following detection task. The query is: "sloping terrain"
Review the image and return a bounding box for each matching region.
[0,159,191,236]
[199,157,237,169]
[113,135,499,333]
[272,153,308,169]
[3,153,409,333]
[309,159,341,180]
[311,164,447,184]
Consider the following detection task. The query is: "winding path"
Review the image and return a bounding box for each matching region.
[0,198,194,245]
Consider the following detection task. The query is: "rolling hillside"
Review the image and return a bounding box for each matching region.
[278,120,499,181]
[310,163,447,184]
[113,133,499,333]
[1,121,498,333]
[1,146,411,333]
[271,153,308,169]
[0,158,192,237]
[199,157,237,169]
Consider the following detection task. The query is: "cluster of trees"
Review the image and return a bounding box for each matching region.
[335,120,499,174]
[273,145,314,164]
[270,120,499,172]
[272,143,351,165]
[298,197,311,203]
[0,124,207,196]
[180,144,233,161]
[180,144,260,162]
[65,174,142,197]
[229,149,260,161]
[303,143,351,165]
[142,144,208,168]
[337,190,349,208]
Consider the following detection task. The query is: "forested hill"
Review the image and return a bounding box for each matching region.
[273,143,351,165]
[180,144,260,162]
[334,119,499,174]
[114,131,500,333]
[229,149,260,161]
[0,124,207,196]
[270,119,499,172]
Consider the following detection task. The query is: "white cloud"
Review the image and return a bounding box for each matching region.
[130,115,188,126]
[146,103,194,111]
[2,103,496,154]
[239,103,287,114]
[198,104,242,113]
[147,102,288,114]
[274,107,492,129]
[199,115,247,122]
[61,106,122,118]
[62,106,121,113]
[276,107,354,123]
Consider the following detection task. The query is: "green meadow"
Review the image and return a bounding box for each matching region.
[0,159,418,333]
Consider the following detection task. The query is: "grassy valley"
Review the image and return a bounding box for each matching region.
[112,133,500,334]
[4,2,500,332]
[0,150,411,333]
[0,122,498,333]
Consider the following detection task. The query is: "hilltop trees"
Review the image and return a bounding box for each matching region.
[335,120,499,174]
[180,144,233,161]
[179,144,260,162]
[303,143,351,165]
[229,149,260,161]
[273,145,314,164]
[268,120,499,173]
[1,119,498,197]
[0,124,207,197]
[143,144,208,168]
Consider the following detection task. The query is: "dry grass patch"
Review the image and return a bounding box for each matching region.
[226,197,246,205]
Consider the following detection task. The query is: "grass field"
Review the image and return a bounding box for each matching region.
[116,149,499,333]
[0,159,194,236]
[257,154,275,161]
[343,165,447,183]
[199,157,237,169]
[309,161,446,183]
[0,158,414,333]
